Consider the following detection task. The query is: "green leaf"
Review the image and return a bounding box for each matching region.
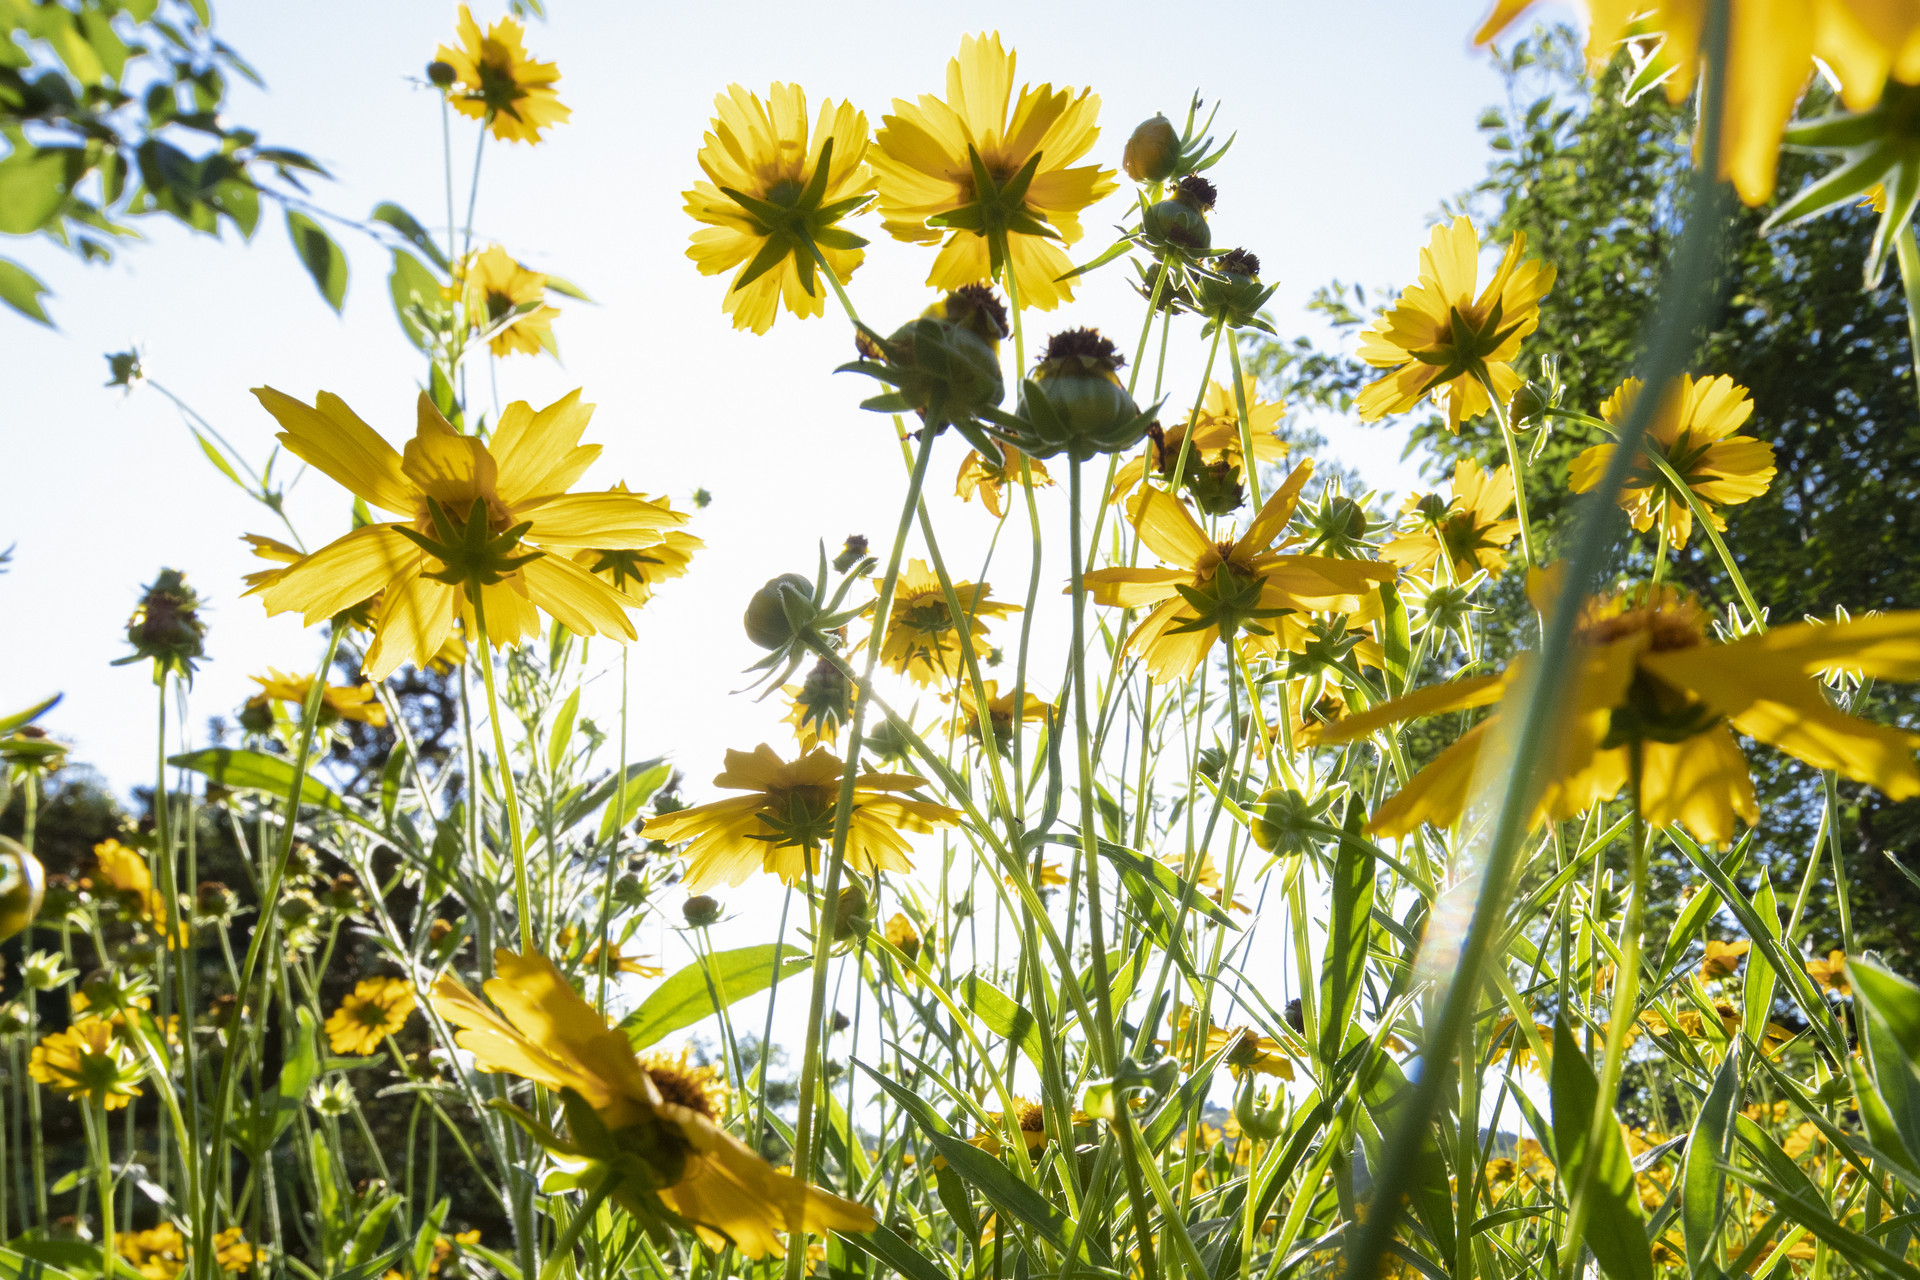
[409,1200,450,1280]
[1378,580,1413,692]
[1319,797,1375,1068]
[592,761,670,843]
[0,695,60,735]
[546,687,580,774]
[834,1223,954,1280]
[286,209,348,312]
[0,148,78,235]
[1852,955,1920,1158]
[1656,837,1747,981]
[168,747,350,816]
[0,257,53,325]
[191,429,245,488]
[1358,1052,1456,1261]
[1742,875,1779,1045]
[387,250,445,352]
[962,973,1041,1074]
[1681,1041,1740,1275]
[1723,1168,1920,1280]
[618,945,808,1051]
[543,272,592,301]
[1547,1016,1650,1280]
[346,1197,404,1269]
[379,747,407,822]
[371,201,449,272]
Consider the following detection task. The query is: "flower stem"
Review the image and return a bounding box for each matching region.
[1895,224,1920,417]
[468,593,535,954]
[1227,337,1263,510]
[1478,369,1536,569]
[89,1103,113,1279]
[784,428,938,1280]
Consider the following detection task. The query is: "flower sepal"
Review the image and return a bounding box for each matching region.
[396,497,546,598]
[741,545,872,693]
[837,287,1010,457]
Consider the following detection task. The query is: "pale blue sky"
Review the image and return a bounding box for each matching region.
[3,0,1575,793]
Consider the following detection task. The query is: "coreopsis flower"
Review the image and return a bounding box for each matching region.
[884,912,922,962]
[1110,375,1288,512]
[639,745,960,890]
[965,1099,1053,1158]
[1381,458,1522,581]
[1307,578,1920,841]
[93,838,184,945]
[1475,0,1920,205]
[571,487,704,607]
[871,32,1117,310]
[683,83,874,334]
[556,925,666,978]
[1213,1025,1293,1080]
[28,1018,144,1109]
[1082,461,1397,684]
[430,948,876,1257]
[213,1227,255,1274]
[119,1222,187,1280]
[1570,374,1776,549]
[245,670,388,729]
[956,447,1052,518]
[950,679,1049,752]
[874,559,1019,687]
[461,245,560,358]
[1807,949,1851,995]
[248,388,685,680]
[325,976,417,1055]
[1699,938,1751,979]
[1159,851,1250,914]
[781,660,854,752]
[1355,216,1555,432]
[436,5,569,145]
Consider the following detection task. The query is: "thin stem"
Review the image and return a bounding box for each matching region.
[469,594,535,953]
[1226,338,1263,509]
[1479,369,1536,570]
[1895,224,1920,417]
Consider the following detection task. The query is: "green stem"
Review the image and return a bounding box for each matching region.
[1227,338,1263,509]
[90,1104,114,1278]
[1895,224,1920,417]
[784,428,938,1280]
[1480,369,1536,570]
[469,594,535,954]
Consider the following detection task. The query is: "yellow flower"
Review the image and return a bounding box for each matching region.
[871,32,1117,311]
[430,948,876,1257]
[1082,462,1397,684]
[119,1222,188,1280]
[437,5,569,145]
[29,1017,143,1109]
[1807,948,1851,995]
[557,925,666,978]
[1699,937,1751,980]
[570,486,703,607]
[213,1227,255,1274]
[1308,580,1920,841]
[949,679,1049,751]
[460,245,560,358]
[1005,860,1069,893]
[1381,458,1522,581]
[1570,374,1776,549]
[1110,375,1289,505]
[639,745,960,891]
[1355,216,1554,432]
[1159,851,1250,914]
[956,447,1052,518]
[883,912,922,961]
[248,388,685,680]
[874,559,1020,687]
[93,838,184,945]
[683,83,873,334]
[325,976,417,1055]
[247,669,388,728]
[1476,0,1920,204]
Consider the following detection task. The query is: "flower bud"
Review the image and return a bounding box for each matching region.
[832,535,870,575]
[1184,457,1246,516]
[426,60,456,87]
[1014,329,1155,461]
[743,574,815,650]
[1196,248,1278,335]
[1143,175,1215,253]
[0,837,43,944]
[681,894,722,928]
[237,695,276,736]
[1123,114,1180,183]
[119,569,207,683]
[22,949,74,992]
[833,883,868,941]
[1251,787,1330,857]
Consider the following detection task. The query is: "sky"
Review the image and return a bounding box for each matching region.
[3,0,1578,1105]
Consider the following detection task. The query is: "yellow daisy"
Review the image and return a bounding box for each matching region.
[571,487,704,607]
[28,1018,144,1109]
[119,1222,188,1280]
[325,976,417,1055]
[949,679,1050,752]
[1110,375,1288,506]
[93,838,185,945]
[1570,374,1776,549]
[246,669,388,728]
[683,83,873,334]
[430,948,876,1258]
[1308,580,1920,842]
[1807,949,1851,995]
[1699,937,1751,979]
[248,388,685,680]
[871,32,1117,311]
[1082,461,1397,684]
[640,745,959,891]
[461,245,560,358]
[1476,0,1920,205]
[437,5,569,145]
[213,1227,255,1274]
[956,447,1052,518]
[1354,216,1555,433]
[1381,458,1522,581]
[874,559,1020,687]
[884,912,922,961]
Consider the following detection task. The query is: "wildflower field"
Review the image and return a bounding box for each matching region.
[10,2,1920,1279]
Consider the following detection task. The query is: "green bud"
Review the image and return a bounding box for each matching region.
[1123,115,1180,183]
[1142,176,1216,253]
[1250,787,1334,857]
[1012,329,1155,461]
[833,883,868,941]
[743,573,815,650]
[426,60,456,87]
[681,894,722,928]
